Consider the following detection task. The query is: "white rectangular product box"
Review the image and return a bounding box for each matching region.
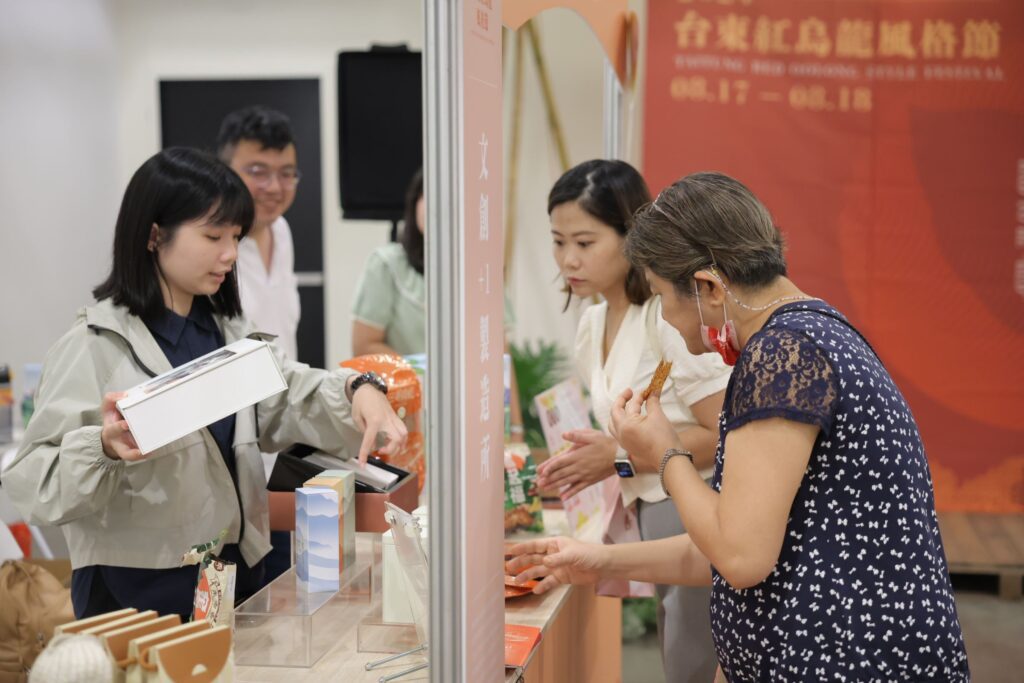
[295,487,341,594]
[116,338,287,454]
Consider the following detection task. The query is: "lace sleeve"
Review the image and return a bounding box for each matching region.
[726,328,838,434]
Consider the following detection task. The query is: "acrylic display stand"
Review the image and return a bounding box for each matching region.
[361,503,430,682]
[234,550,372,668]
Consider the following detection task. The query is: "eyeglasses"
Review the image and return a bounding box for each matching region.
[240,164,302,189]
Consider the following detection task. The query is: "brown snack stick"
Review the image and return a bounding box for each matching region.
[641,360,673,402]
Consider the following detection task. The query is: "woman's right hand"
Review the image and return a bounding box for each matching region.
[100,392,144,462]
[505,536,609,594]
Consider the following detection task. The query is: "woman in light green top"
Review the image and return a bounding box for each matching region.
[351,170,525,436]
[352,170,428,356]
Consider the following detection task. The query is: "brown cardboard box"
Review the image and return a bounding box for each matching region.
[268,469,418,533]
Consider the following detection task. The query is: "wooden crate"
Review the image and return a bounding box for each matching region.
[937,512,1024,600]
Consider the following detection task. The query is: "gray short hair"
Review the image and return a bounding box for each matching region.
[624,172,786,295]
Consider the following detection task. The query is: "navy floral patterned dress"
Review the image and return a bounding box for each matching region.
[710,300,969,682]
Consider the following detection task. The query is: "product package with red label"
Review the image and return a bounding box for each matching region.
[181,531,236,627]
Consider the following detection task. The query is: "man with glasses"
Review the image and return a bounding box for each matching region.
[217,106,302,361]
[217,106,303,586]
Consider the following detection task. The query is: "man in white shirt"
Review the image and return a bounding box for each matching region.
[217,107,302,584]
[217,106,301,361]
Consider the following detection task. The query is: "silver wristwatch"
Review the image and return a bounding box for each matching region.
[659,448,694,496]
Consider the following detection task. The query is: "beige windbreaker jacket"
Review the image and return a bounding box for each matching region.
[0,298,361,569]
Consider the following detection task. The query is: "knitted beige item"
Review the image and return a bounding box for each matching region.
[29,634,115,683]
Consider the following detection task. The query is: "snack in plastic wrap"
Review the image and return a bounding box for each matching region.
[503,443,544,534]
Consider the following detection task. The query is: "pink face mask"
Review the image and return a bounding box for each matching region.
[695,280,740,366]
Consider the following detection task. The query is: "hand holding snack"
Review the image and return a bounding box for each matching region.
[609,362,682,473]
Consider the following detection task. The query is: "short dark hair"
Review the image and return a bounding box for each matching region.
[93,147,255,318]
[626,172,787,296]
[547,159,653,307]
[400,169,425,275]
[216,106,295,160]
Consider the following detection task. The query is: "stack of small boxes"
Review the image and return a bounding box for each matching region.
[294,470,356,593]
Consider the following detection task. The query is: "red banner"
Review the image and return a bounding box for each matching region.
[644,0,1024,512]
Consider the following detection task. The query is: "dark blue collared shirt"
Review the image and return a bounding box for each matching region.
[142,298,236,474]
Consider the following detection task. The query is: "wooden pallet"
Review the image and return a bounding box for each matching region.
[937,512,1024,600]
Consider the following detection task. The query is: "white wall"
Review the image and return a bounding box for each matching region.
[1,0,646,398]
[0,0,119,406]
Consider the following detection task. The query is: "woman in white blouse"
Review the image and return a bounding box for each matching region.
[537,160,731,683]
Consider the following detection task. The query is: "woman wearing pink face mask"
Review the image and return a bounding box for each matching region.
[509,172,969,682]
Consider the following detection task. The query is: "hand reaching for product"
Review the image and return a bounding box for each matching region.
[350,384,408,466]
[100,392,144,461]
[505,536,609,595]
[535,429,617,498]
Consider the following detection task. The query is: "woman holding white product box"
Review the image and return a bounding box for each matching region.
[1,148,407,620]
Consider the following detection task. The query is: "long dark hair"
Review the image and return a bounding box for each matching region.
[400,169,424,274]
[547,159,653,308]
[93,147,255,318]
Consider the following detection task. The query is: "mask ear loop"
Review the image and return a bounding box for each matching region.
[705,266,739,350]
[694,279,707,327]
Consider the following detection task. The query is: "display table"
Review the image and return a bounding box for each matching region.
[235,510,621,682]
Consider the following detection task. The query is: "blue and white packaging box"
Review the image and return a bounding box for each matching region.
[307,470,356,569]
[295,487,340,593]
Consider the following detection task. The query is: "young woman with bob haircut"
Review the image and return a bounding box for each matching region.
[2,147,406,619]
[509,171,969,682]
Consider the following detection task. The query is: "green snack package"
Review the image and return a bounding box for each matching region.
[503,443,544,535]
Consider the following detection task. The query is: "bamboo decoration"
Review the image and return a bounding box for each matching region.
[524,20,571,172]
[504,18,573,276]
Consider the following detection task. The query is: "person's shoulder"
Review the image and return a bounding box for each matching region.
[375,242,408,263]
[739,326,829,380]
[578,299,608,325]
[272,215,293,235]
[766,300,847,330]
[45,302,126,372]
[572,301,606,363]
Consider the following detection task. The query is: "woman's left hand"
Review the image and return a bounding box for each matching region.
[350,385,408,465]
[610,389,681,473]
[536,429,616,498]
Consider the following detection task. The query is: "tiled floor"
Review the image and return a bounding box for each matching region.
[621,583,1024,682]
